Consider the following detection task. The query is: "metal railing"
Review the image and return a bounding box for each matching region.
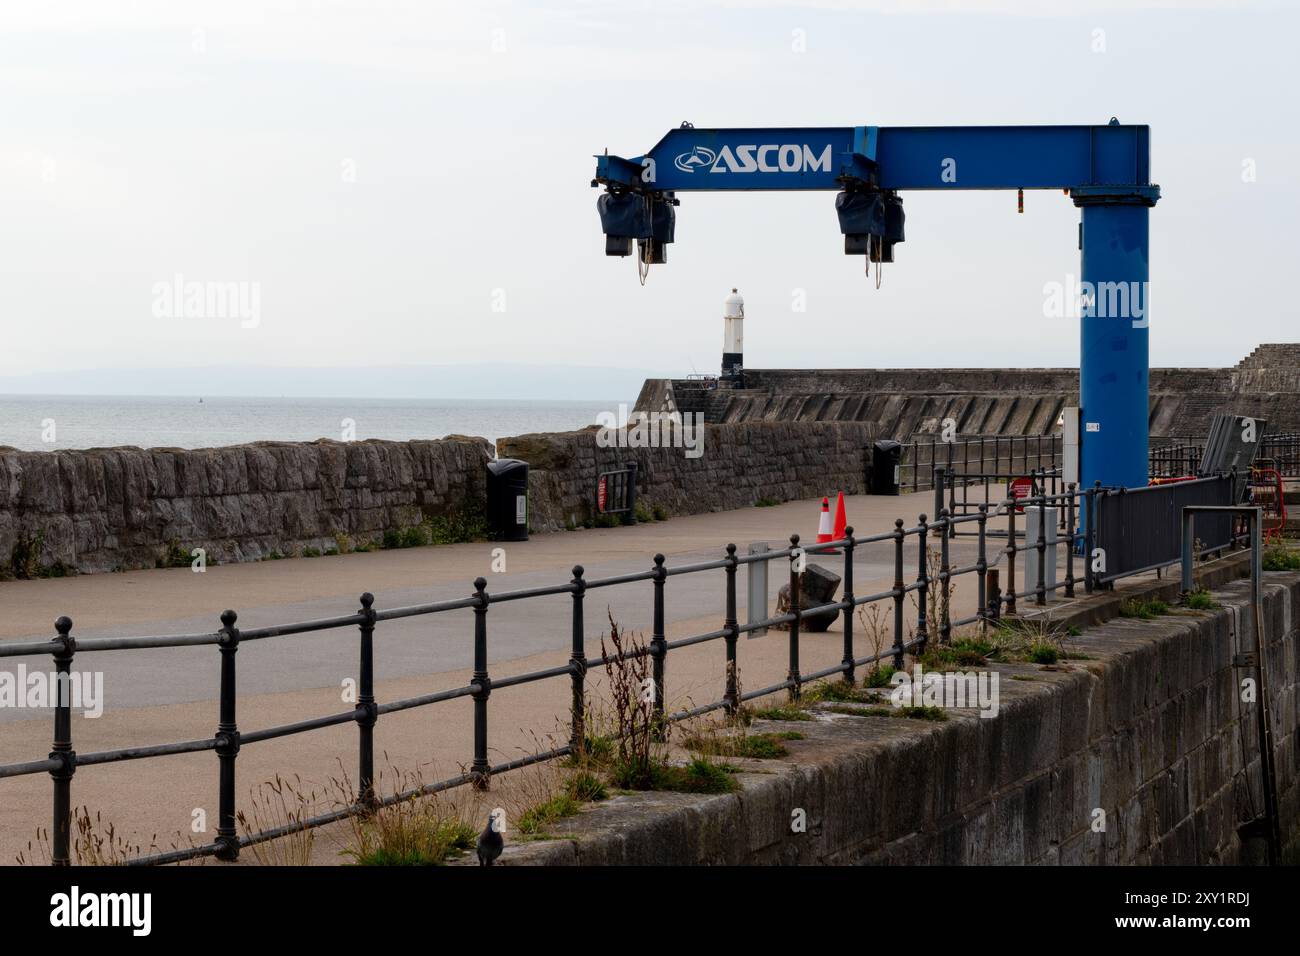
[900,434,1062,494]
[1093,474,1237,584]
[1150,432,1300,479]
[935,465,1066,538]
[1257,433,1300,478]
[0,468,1242,867]
[1149,441,1205,478]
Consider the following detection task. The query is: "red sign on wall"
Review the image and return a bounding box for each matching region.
[1010,476,1034,513]
[597,475,608,513]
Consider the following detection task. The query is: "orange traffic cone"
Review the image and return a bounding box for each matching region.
[832,491,848,542]
[815,496,837,553]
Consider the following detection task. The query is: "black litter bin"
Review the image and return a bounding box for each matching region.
[486,459,529,541]
[871,440,902,495]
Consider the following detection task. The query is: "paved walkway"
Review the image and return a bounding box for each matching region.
[0,488,1074,862]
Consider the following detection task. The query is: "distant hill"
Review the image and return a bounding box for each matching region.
[0,363,667,402]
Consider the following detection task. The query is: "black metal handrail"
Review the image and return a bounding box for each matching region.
[1,469,1238,866]
[1149,432,1300,479]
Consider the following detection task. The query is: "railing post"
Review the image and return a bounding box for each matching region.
[938,509,951,643]
[471,577,491,790]
[787,534,802,702]
[569,564,587,754]
[933,466,946,538]
[949,460,959,521]
[214,609,241,862]
[1065,483,1077,598]
[49,616,76,867]
[840,527,856,684]
[1005,498,1018,616]
[915,514,930,655]
[976,506,988,628]
[1035,490,1048,606]
[356,593,378,809]
[892,519,906,669]
[1084,480,1100,593]
[650,554,667,737]
[723,544,740,714]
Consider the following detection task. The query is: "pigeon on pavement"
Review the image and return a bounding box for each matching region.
[477,814,503,866]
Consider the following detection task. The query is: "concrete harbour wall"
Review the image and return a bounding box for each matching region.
[491,568,1300,865]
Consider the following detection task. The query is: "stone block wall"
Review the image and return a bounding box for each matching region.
[497,421,875,533]
[1,420,879,574]
[0,437,492,574]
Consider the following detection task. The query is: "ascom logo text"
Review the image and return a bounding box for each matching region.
[674,143,833,175]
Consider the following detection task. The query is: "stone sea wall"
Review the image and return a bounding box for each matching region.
[0,438,492,574]
[498,420,875,533]
[485,566,1300,866]
[640,344,1300,439]
[2,420,876,575]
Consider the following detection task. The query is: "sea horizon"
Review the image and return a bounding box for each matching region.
[0,393,626,452]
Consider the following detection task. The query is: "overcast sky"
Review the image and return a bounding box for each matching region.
[1,0,1295,397]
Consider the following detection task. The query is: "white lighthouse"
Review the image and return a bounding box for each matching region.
[721,288,744,385]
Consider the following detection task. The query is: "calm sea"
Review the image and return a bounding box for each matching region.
[0,395,623,452]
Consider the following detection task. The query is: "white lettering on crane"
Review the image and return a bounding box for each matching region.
[674,143,832,175]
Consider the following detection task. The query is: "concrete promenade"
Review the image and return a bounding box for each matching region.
[0,488,1075,862]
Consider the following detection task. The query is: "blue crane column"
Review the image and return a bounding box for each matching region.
[1074,188,1158,490]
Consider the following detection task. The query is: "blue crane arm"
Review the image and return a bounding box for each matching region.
[594,123,1156,194]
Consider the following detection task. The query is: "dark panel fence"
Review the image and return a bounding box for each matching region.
[1093,474,1237,585]
[899,434,1062,494]
[0,467,1243,866]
